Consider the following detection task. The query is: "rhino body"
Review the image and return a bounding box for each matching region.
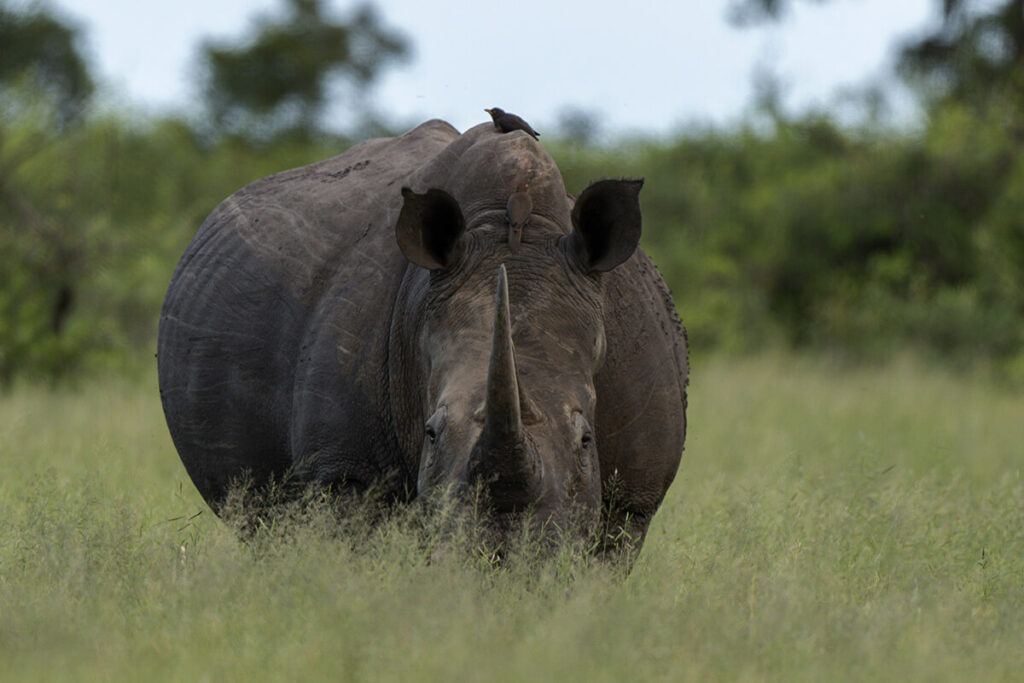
[158,120,687,548]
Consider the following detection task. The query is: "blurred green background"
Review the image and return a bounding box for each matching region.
[2,0,1023,385]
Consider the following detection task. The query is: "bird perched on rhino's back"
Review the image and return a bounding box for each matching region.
[485,107,540,139]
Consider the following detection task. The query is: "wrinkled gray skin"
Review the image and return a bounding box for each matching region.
[158,120,687,549]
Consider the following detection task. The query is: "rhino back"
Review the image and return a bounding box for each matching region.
[158,120,459,504]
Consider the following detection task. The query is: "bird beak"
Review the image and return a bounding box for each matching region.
[484,108,492,114]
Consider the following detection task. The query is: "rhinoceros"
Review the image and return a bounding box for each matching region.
[158,119,687,550]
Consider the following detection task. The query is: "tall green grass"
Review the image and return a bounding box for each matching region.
[2,356,1022,680]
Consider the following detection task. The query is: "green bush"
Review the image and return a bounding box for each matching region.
[551,102,1024,378]
[0,101,347,383]
[2,96,1023,384]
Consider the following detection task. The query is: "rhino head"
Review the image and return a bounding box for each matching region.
[394,137,643,530]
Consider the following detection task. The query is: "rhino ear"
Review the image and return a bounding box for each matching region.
[568,178,643,272]
[396,187,467,270]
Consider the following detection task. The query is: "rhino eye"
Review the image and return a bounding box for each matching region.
[580,433,593,449]
[424,406,447,445]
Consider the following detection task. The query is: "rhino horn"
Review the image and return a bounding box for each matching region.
[483,264,522,443]
[473,264,542,509]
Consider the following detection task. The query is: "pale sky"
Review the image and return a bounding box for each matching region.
[50,0,938,136]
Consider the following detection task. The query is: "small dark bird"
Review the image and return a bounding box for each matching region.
[485,107,540,139]
[505,186,532,253]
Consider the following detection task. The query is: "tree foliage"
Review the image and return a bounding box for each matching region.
[1,0,1023,385]
[730,0,1024,111]
[199,0,409,140]
[613,106,1024,376]
[0,1,95,382]
[899,0,1024,110]
[0,104,347,383]
[0,1,92,125]
[726,0,827,26]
